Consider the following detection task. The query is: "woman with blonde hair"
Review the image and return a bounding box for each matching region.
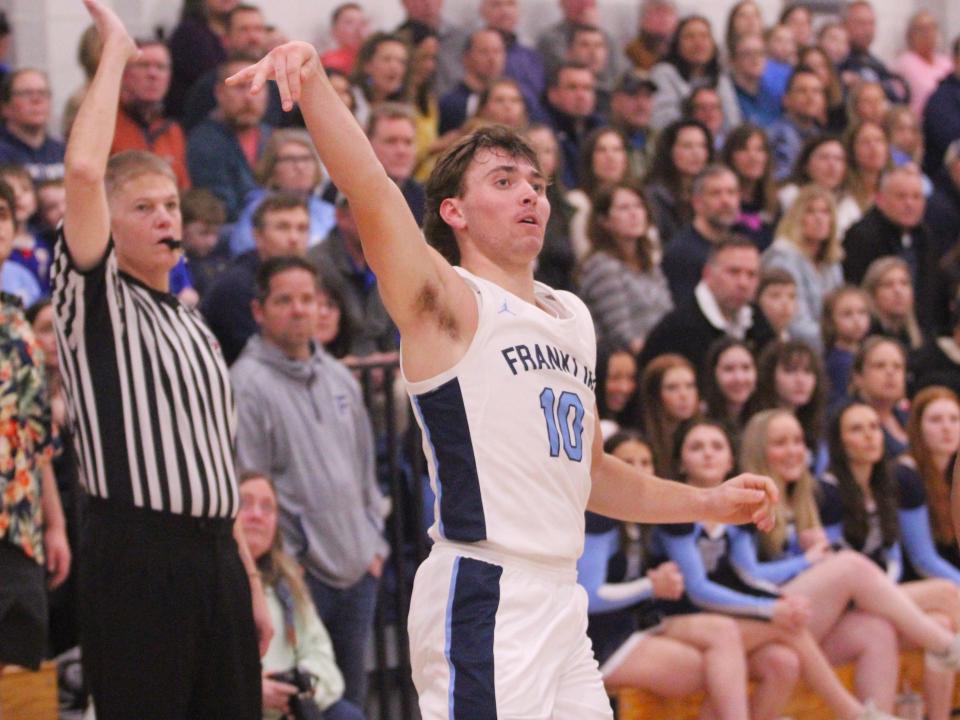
[762,184,844,350]
[862,256,924,351]
[230,128,336,255]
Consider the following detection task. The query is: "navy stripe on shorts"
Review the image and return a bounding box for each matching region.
[445,556,501,719]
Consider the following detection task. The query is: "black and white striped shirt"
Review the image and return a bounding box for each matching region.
[51,230,239,517]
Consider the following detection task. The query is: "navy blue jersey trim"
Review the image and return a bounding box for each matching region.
[414,377,486,542]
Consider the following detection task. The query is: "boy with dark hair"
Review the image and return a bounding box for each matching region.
[180,187,229,297]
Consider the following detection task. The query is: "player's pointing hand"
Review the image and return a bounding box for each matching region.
[226,41,322,112]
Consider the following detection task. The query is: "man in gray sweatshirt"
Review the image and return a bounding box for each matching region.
[231,255,389,707]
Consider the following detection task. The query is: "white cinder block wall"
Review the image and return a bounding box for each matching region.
[2,0,958,136]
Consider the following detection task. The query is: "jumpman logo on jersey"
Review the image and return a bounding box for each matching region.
[498,299,516,316]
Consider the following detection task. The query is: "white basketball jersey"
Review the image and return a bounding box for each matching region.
[404,268,597,563]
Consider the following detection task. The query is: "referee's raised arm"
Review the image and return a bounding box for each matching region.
[63,0,138,270]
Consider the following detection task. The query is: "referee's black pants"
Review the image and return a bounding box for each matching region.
[79,498,261,719]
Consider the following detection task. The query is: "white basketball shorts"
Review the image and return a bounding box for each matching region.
[408,542,613,720]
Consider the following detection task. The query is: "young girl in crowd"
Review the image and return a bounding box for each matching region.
[763,183,845,351]
[577,182,672,354]
[594,345,639,439]
[721,123,779,251]
[639,354,700,474]
[578,431,753,719]
[753,340,828,471]
[820,402,960,719]
[900,387,960,573]
[863,256,925,351]
[850,337,911,456]
[653,418,924,720]
[239,474,366,720]
[822,286,873,406]
[755,268,798,341]
[737,409,960,716]
[779,136,862,237]
[643,119,712,245]
[567,127,636,258]
[0,164,49,296]
[702,336,758,438]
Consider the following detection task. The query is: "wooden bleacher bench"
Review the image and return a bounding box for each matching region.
[614,649,957,720]
[0,661,58,720]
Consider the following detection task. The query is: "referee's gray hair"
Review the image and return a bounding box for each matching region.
[105,150,177,198]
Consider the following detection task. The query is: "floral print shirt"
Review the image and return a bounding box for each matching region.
[0,291,51,564]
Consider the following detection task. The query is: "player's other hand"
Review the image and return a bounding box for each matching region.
[705,473,779,531]
[647,562,684,600]
[226,41,321,112]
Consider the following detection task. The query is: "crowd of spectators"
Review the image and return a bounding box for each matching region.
[3,0,960,717]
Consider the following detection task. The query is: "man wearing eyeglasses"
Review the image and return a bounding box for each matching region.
[0,68,64,182]
[110,40,190,190]
[111,40,190,189]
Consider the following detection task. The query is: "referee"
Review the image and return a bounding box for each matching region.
[54,2,271,717]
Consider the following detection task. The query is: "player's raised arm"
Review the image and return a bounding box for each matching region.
[63,0,139,269]
[226,43,467,339]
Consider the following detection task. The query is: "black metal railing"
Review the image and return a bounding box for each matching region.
[354,357,427,720]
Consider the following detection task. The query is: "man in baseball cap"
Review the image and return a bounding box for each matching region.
[611,69,658,175]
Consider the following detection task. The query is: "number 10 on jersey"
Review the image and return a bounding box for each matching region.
[539,387,585,462]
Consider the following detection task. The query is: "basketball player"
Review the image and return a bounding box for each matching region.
[228,42,779,719]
